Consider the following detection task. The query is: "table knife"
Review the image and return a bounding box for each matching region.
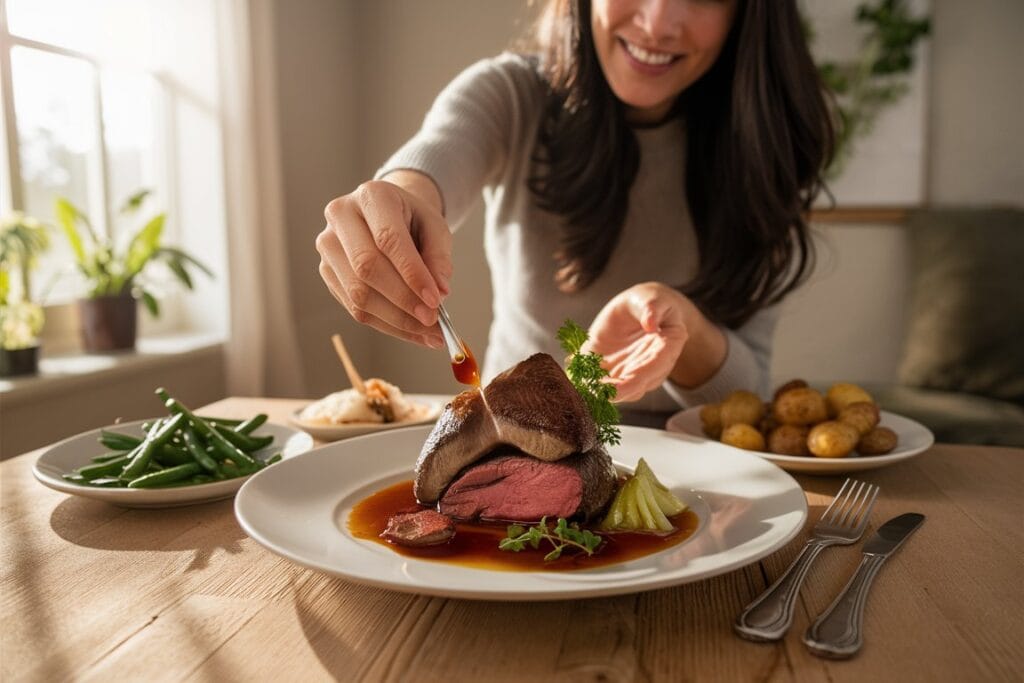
[803,512,925,659]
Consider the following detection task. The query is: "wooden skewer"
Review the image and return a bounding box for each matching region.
[331,333,367,395]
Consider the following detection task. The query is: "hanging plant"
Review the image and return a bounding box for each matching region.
[809,0,931,178]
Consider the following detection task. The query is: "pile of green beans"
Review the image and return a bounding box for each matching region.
[63,388,282,489]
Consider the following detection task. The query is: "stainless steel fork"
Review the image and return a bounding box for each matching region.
[734,478,880,642]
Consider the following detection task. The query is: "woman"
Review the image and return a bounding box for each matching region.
[316,0,833,423]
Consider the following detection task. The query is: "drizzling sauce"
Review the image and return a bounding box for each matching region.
[348,480,700,572]
[451,344,480,387]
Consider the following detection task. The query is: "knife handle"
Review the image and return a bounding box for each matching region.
[803,553,887,658]
[734,539,832,642]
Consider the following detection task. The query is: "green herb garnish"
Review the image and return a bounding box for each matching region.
[557,319,621,447]
[498,517,603,561]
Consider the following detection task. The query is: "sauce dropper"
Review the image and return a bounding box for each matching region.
[436,304,480,387]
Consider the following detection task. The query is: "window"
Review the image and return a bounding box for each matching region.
[0,0,229,342]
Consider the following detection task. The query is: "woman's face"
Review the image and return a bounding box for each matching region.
[591,0,738,123]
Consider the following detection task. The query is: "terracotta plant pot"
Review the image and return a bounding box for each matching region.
[0,345,39,377]
[78,294,137,352]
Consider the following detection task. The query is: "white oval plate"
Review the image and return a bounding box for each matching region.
[33,419,314,508]
[288,393,447,442]
[666,407,934,475]
[235,425,807,601]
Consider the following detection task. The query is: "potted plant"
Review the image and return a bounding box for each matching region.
[0,212,50,377]
[54,190,213,352]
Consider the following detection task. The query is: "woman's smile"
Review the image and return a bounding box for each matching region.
[618,37,682,74]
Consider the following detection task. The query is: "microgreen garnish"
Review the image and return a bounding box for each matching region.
[557,319,621,447]
[498,517,603,561]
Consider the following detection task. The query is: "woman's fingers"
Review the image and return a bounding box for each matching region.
[318,257,443,349]
[333,214,438,327]
[356,181,445,309]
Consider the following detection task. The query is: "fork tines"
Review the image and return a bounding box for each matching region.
[821,478,880,529]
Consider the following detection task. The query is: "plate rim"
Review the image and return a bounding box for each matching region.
[235,424,809,600]
[32,417,314,506]
[288,393,448,439]
[665,405,935,472]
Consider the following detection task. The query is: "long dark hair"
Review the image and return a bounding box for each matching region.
[526,0,834,328]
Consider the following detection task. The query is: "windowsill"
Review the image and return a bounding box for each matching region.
[0,331,225,406]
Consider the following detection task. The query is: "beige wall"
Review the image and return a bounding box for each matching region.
[271,0,1022,397]
[926,0,1024,204]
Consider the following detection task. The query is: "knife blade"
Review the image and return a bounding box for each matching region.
[862,512,925,555]
[803,512,925,659]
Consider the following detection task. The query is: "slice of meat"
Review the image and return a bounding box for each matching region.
[415,353,597,503]
[438,446,617,523]
[380,509,455,547]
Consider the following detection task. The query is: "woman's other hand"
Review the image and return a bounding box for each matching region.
[316,170,451,348]
[585,282,727,402]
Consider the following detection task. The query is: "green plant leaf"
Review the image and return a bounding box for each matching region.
[54,198,87,265]
[124,213,165,279]
[157,246,215,279]
[119,189,152,215]
[140,289,160,317]
[165,255,194,290]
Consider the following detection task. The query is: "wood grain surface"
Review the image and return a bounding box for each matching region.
[3,397,1022,682]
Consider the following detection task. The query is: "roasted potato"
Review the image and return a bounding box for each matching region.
[826,383,874,418]
[767,424,811,456]
[807,421,860,458]
[838,401,880,436]
[858,426,898,455]
[772,387,828,426]
[721,423,766,451]
[772,378,809,403]
[700,402,723,439]
[719,390,764,428]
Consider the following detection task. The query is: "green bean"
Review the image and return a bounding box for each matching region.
[76,454,132,480]
[214,424,273,453]
[218,460,243,479]
[182,427,218,473]
[264,453,282,466]
[154,444,193,467]
[121,413,187,480]
[86,477,127,488]
[99,430,143,451]
[234,413,268,435]
[202,416,244,427]
[90,450,130,463]
[157,389,259,471]
[127,462,201,488]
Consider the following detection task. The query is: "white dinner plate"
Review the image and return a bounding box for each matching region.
[33,419,314,508]
[288,393,448,442]
[665,407,934,475]
[235,425,807,600]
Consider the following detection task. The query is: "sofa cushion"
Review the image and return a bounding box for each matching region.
[867,384,1024,447]
[897,208,1024,406]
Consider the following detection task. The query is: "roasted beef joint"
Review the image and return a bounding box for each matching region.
[414,353,616,522]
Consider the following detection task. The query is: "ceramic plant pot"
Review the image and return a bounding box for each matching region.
[0,345,39,377]
[78,294,137,352]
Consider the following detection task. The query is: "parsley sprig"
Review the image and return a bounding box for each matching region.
[498,517,603,561]
[557,319,621,447]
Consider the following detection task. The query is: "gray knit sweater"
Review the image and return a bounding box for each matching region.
[378,53,777,413]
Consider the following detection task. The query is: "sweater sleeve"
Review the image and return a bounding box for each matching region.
[375,53,543,230]
[662,305,779,406]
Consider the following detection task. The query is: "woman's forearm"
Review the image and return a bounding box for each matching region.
[668,304,728,389]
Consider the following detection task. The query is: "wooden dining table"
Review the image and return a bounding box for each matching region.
[3,396,1022,682]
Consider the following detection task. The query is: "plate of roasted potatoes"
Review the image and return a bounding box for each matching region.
[666,380,934,474]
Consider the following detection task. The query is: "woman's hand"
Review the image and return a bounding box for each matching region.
[316,171,451,348]
[584,282,727,402]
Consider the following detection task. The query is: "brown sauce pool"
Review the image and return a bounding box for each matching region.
[348,480,700,572]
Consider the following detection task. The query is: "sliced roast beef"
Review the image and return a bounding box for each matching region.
[380,509,455,547]
[438,446,617,523]
[415,353,597,503]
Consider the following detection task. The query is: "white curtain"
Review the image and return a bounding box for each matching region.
[215,0,305,397]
